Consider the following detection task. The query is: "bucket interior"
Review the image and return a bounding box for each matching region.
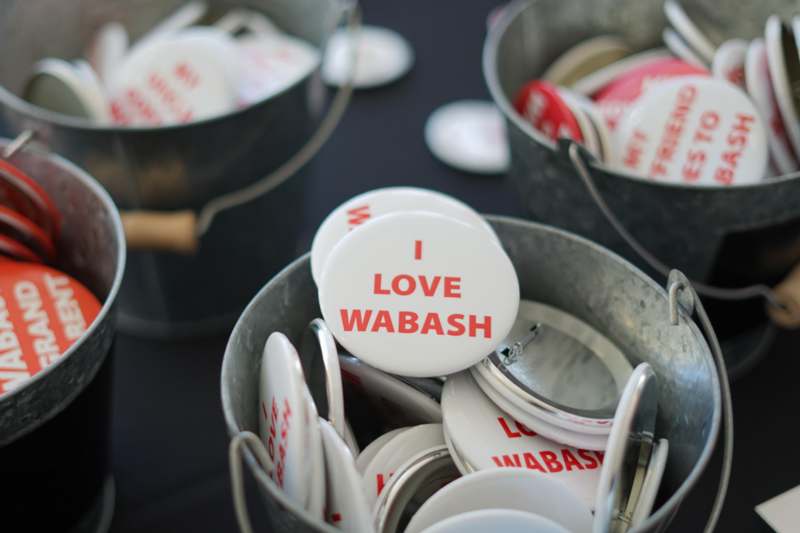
[0,0,335,100]
[221,216,721,531]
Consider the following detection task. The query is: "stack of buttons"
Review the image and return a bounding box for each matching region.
[253,188,669,533]
[510,0,800,185]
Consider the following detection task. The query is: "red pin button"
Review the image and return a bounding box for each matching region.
[0,159,61,241]
[0,206,56,262]
[514,80,584,143]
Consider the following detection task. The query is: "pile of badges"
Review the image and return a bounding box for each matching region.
[256,187,667,532]
[0,158,102,396]
[513,0,800,185]
[22,1,319,126]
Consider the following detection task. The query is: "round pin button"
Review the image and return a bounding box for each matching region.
[712,39,747,88]
[573,48,672,96]
[746,38,799,176]
[320,212,519,378]
[404,467,593,533]
[766,16,800,162]
[424,100,510,175]
[613,76,768,185]
[542,36,631,88]
[301,318,347,443]
[421,509,570,533]
[0,159,61,240]
[310,187,499,284]
[593,363,658,533]
[514,80,584,143]
[303,387,326,519]
[356,427,410,474]
[662,27,708,69]
[361,423,445,507]
[441,372,604,509]
[0,260,102,395]
[340,354,442,425]
[108,29,240,125]
[319,418,374,532]
[0,205,56,262]
[24,58,111,123]
[594,57,708,131]
[258,332,313,508]
[322,25,414,89]
[663,0,721,63]
[87,22,129,84]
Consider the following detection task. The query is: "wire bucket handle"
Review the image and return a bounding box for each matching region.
[564,140,800,329]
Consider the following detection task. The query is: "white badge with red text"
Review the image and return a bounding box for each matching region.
[109,28,240,125]
[712,39,747,88]
[319,212,519,377]
[441,372,603,510]
[361,423,445,507]
[310,187,499,284]
[613,76,768,185]
[258,332,313,508]
[319,419,374,532]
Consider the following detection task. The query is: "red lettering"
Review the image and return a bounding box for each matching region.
[443,277,461,298]
[469,315,492,338]
[523,452,546,473]
[446,314,465,336]
[414,240,422,260]
[347,205,371,228]
[578,449,598,469]
[392,274,415,296]
[371,310,395,333]
[515,421,536,437]
[491,456,504,467]
[420,312,444,335]
[398,311,419,333]
[373,274,390,295]
[418,275,441,297]
[561,449,584,471]
[340,309,372,332]
[498,416,521,438]
[541,451,563,473]
[502,454,522,467]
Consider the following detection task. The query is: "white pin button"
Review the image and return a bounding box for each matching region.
[572,49,672,96]
[343,418,361,455]
[361,423,445,507]
[630,438,669,527]
[340,354,442,425]
[746,38,799,177]
[258,332,314,508]
[320,211,519,378]
[405,467,593,533]
[712,39,747,88]
[322,25,414,89]
[87,22,129,85]
[542,36,631,88]
[441,372,604,509]
[303,387,326,519]
[767,16,800,162]
[136,1,208,47]
[108,29,240,125]
[662,27,708,69]
[593,363,658,533]
[356,427,410,474]
[302,319,347,442]
[614,76,768,185]
[319,419,374,532]
[421,509,570,533]
[311,186,499,284]
[663,0,719,63]
[24,59,111,123]
[425,100,511,175]
[472,301,632,437]
[214,8,280,36]
[237,32,320,106]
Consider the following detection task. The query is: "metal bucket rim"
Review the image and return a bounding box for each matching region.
[0,0,350,134]
[0,141,126,403]
[483,0,800,191]
[220,215,722,532]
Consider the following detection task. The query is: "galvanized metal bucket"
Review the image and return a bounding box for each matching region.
[484,0,800,376]
[0,139,126,532]
[0,0,354,338]
[221,216,729,533]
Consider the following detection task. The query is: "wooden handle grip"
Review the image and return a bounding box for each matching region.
[121,210,198,254]
[769,263,800,328]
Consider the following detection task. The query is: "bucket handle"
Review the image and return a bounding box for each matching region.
[229,430,274,533]
[667,270,733,533]
[564,141,800,327]
[6,1,362,255]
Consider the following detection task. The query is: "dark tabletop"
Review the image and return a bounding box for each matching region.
[108,1,799,531]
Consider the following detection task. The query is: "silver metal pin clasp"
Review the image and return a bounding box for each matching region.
[497,323,541,365]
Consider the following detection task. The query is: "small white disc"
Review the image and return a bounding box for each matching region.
[425,100,511,175]
[322,25,414,89]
